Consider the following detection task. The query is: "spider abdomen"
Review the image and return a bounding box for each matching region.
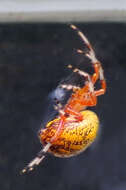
[39,110,99,157]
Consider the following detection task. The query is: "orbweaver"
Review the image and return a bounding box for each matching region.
[21,24,106,174]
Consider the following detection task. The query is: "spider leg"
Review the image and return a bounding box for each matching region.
[50,114,66,143]
[67,64,94,93]
[70,24,100,84]
[60,84,80,91]
[70,25,102,83]
[70,24,94,52]
[94,79,106,96]
[78,50,106,96]
[70,24,106,96]
[84,45,106,95]
[48,95,68,143]
[86,54,106,96]
[73,66,105,106]
[21,143,51,174]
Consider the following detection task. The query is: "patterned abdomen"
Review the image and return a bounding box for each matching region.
[39,110,99,157]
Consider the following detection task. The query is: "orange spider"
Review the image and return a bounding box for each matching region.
[21,24,106,173]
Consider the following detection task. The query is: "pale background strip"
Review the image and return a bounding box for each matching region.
[0,0,126,22]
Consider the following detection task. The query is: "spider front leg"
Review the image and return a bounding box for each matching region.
[78,52,106,97]
[90,59,106,97]
[70,24,106,96]
[86,51,106,96]
[77,42,106,97]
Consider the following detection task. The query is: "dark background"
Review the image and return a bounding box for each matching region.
[0,23,126,190]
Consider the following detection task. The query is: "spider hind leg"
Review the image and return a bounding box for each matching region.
[21,143,51,174]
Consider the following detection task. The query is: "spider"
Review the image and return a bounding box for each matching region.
[21,24,106,174]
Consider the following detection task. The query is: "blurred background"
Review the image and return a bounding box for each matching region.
[0,1,126,190]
